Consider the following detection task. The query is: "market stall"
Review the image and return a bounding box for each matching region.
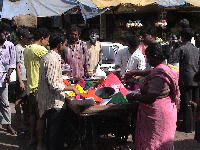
[58,72,139,149]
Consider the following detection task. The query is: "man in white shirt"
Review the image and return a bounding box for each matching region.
[126,36,146,71]
[86,29,102,77]
[115,35,143,74]
[126,49,146,71]
[114,37,130,75]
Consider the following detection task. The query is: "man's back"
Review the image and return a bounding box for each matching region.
[24,44,48,94]
[126,49,146,71]
[37,50,65,117]
[115,47,131,75]
[176,42,200,86]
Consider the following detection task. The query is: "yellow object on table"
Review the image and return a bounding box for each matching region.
[67,84,86,97]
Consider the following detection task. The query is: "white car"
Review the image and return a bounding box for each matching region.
[100,42,127,73]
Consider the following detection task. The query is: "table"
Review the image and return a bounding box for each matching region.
[75,103,139,150]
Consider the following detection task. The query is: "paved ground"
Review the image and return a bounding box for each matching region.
[0,104,200,150]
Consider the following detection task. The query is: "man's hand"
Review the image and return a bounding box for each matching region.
[85,72,93,78]
[5,69,14,83]
[4,74,10,83]
[72,86,80,95]
[19,81,25,90]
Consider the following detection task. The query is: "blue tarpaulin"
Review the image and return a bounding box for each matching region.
[0,0,106,20]
[1,0,76,18]
[0,0,199,19]
[66,0,108,21]
[156,0,185,7]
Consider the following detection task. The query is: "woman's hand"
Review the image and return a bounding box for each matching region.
[124,71,134,79]
[64,85,80,95]
[72,86,80,95]
[126,93,140,102]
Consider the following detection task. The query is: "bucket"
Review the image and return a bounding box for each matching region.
[95,87,115,99]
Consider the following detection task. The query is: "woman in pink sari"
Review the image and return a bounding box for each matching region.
[126,43,180,150]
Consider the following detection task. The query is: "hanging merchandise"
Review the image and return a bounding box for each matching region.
[126,20,143,28]
[155,20,167,29]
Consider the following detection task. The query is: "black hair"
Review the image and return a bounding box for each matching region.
[124,35,140,49]
[140,26,156,37]
[178,19,190,28]
[145,42,168,62]
[16,26,29,37]
[49,33,66,49]
[180,28,193,41]
[70,26,81,35]
[0,22,11,32]
[33,28,50,41]
[0,32,6,46]
[89,29,99,35]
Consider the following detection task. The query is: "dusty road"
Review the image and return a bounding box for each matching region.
[0,103,200,150]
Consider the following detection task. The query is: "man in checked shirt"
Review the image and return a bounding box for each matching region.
[0,27,17,135]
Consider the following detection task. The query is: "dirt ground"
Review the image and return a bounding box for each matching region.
[0,103,200,150]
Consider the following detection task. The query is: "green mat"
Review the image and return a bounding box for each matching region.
[109,92,128,104]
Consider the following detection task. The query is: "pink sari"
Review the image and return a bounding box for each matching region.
[135,64,180,150]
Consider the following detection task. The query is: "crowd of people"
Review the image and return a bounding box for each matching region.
[0,18,199,150]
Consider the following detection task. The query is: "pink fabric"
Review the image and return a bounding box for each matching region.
[77,78,86,87]
[135,64,180,150]
[97,73,129,96]
[65,40,87,78]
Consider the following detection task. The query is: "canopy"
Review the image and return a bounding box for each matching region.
[1,0,200,19]
[92,0,200,8]
[186,0,200,7]
[92,0,155,8]
[67,0,108,20]
[0,0,104,20]
[1,0,76,19]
